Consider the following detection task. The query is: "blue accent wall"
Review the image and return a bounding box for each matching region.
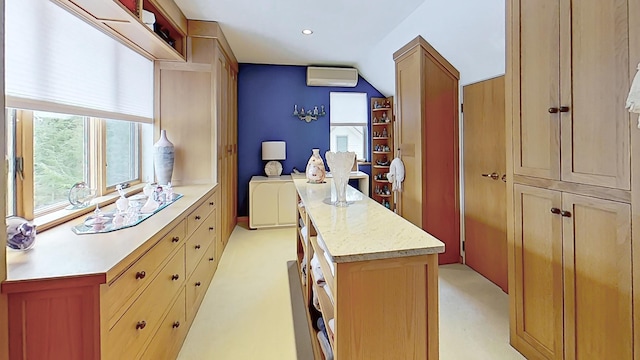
[237,64,384,217]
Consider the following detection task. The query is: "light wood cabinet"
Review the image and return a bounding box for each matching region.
[3,186,220,360]
[249,175,296,229]
[393,36,461,265]
[513,184,632,359]
[512,0,631,189]
[52,0,187,61]
[507,1,639,358]
[156,20,237,252]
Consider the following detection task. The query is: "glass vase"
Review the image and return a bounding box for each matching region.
[305,148,326,183]
[325,151,356,207]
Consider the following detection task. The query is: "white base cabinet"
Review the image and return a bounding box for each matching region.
[249,175,296,229]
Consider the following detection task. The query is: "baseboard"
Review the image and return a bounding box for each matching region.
[237,216,248,223]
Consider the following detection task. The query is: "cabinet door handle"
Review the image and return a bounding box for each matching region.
[195,281,202,287]
[135,271,146,280]
[195,215,201,220]
[136,321,147,330]
[209,257,214,262]
[561,210,572,217]
[172,321,180,329]
[548,107,559,113]
[171,274,180,281]
[501,174,507,182]
[209,202,215,206]
[559,106,570,113]
[481,172,499,180]
[550,207,561,215]
[195,244,201,250]
[172,236,180,243]
[209,227,214,231]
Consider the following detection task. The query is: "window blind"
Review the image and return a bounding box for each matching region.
[329,92,368,125]
[5,0,154,123]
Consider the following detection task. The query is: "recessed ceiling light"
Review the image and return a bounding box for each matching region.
[302,29,313,35]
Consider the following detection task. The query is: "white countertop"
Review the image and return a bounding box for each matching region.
[4,184,216,284]
[294,178,444,263]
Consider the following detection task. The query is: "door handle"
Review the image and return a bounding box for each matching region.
[481,172,499,180]
[501,174,507,182]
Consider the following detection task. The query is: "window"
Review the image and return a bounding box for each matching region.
[329,92,368,160]
[5,109,142,219]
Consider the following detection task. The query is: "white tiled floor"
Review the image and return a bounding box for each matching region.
[177,224,525,360]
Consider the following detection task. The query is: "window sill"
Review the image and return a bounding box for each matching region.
[34,184,145,232]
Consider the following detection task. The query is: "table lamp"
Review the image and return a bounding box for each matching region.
[262,141,286,176]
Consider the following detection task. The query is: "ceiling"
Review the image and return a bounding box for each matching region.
[175,0,506,96]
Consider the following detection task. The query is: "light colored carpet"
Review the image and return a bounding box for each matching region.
[177,224,525,360]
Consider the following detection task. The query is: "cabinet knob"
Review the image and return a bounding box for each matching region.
[548,107,559,113]
[209,257,214,262]
[172,321,180,329]
[171,274,180,281]
[195,281,202,287]
[172,236,180,243]
[135,271,146,280]
[136,321,147,330]
[195,244,201,250]
[550,207,561,214]
[209,202,215,206]
[561,210,572,217]
[559,106,570,113]
[195,215,201,220]
[209,227,214,231]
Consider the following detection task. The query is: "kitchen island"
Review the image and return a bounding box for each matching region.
[294,178,445,359]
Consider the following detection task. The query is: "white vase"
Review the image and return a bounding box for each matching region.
[305,148,326,184]
[154,130,175,185]
[325,151,356,207]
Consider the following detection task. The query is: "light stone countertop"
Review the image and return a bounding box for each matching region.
[294,178,445,263]
[4,184,216,284]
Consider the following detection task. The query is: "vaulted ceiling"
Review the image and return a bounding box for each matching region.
[175,0,506,96]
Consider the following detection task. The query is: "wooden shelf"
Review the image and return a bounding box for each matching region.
[373,165,390,169]
[372,122,392,126]
[372,107,392,112]
[373,194,392,198]
[372,137,390,140]
[314,283,336,350]
[373,151,391,154]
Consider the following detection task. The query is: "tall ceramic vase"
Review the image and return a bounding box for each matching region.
[325,151,356,207]
[154,129,175,185]
[305,148,326,184]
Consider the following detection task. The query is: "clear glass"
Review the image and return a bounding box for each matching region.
[33,111,88,212]
[106,119,139,187]
[325,151,356,207]
[5,109,16,216]
[330,125,366,160]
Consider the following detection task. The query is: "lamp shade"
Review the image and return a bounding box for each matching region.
[262,141,286,160]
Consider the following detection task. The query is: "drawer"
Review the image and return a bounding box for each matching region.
[105,221,186,326]
[187,192,217,236]
[140,288,187,360]
[186,246,216,322]
[185,210,216,277]
[106,247,185,360]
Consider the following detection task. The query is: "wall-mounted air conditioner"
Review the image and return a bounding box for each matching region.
[307,67,358,87]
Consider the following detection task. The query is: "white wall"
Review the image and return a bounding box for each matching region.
[356,0,506,96]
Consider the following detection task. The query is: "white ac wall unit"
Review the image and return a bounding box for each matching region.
[307,67,358,87]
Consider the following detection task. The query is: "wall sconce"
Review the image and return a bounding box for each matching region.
[293,104,326,123]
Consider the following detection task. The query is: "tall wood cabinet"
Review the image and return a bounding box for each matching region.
[393,36,461,265]
[506,0,640,358]
[156,20,238,252]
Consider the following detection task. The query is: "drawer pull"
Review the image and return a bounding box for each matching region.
[136,321,147,330]
[172,321,180,328]
[195,281,202,287]
[209,257,214,262]
[135,271,146,280]
[195,244,201,250]
[195,215,202,220]
[171,274,180,281]
[550,207,561,215]
[209,202,214,206]
[561,210,572,217]
[172,236,180,243]
[209,227,214,231]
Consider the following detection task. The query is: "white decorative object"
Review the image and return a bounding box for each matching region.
[154,130,174,185]
[306,148,326,183]
[115,184,129,212]
[262,141,286,176]
[325,151,356,207]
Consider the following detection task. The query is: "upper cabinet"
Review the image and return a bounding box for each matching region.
[513,0,631,189]
[52,0,187,61]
